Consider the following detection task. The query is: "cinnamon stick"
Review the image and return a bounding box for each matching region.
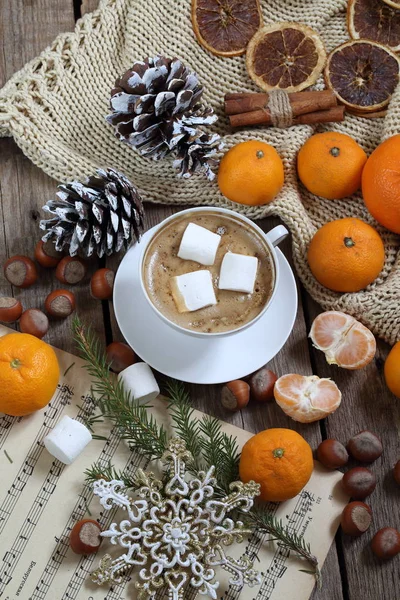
[229,105,345,128]
[293,105,345,125]
[225,90,337,116]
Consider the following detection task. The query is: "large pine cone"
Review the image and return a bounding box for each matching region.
[106,56,222,180]
[40,169,144,258]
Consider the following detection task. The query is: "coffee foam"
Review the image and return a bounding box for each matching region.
[143,212,275,334]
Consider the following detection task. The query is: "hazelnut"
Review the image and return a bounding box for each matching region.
[19,309,49,339]
[70,519,102,555]
[56,256,87,285]
[347,430,383,463]
[45,290,76,319]
[4,255,38,288]
[317,439,349,470]
[106,342,136,373]
[221,380,250,412]
[90,268,115,300]
[342,467,376,499]
[341,501,372,536]
[0,297,23,323]
[394,460,400,485]
[371,527,400,560]
[249,367,277,402]
[34,240,64,268]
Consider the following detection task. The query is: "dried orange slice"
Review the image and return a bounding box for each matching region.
[348,0,400,53]
[192,0,262,57]
[309,311,376,370]
[383,0,400,7]
[325,40,400,114]
[274,374,342,423]
[246,23,327,93]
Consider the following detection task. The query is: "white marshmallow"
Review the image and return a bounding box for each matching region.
[118,362,160,404]
[218,252,258,294]
[170,270,217,313]
[44,415,92,465]
[178,222,221,266]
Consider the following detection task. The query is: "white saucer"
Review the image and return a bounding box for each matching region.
[114,227,298,384]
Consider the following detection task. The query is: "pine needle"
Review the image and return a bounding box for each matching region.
[73,318,320,587]
[245,507,321,587]
[164,379,203,472]
[72,316,167,461]
[84,461,135,488]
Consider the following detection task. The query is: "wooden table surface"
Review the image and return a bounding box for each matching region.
[0,2,399,599]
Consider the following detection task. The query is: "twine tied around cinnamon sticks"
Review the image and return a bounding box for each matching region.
[267,90,294,128]
[225,90,345,128]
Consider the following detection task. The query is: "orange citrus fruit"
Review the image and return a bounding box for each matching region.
[307,217,385,293]
[384,341,400,398]
[218,140,284,206]
[310,311,376,370]
[362,134,400,234]
[239,428,313,502]
[297,132,367,199]
[0,332,59,416]
[274,374,342,423]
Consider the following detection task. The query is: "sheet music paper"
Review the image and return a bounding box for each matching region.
[0,325,348,600]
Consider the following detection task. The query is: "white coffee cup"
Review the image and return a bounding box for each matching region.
[138,207,288,338]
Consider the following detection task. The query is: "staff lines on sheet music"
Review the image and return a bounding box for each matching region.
[61,449,148,600]
[0,414,19,451]
[0,385,73,538]
[27,394,108,600]
[0,389,95,596]
[255,491,315,600]
[218,502,279,600]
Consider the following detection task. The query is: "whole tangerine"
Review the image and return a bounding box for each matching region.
[384,341,400,398]
[218,140,284,206]
[362,134,400,234]
[307,218,385,292]
[239,428,313,502]
[0,332,59,416]
[297,132,367,199]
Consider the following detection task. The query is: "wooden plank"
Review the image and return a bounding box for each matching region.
[0,0,105,353]
[107,207,343,599]
[81,0,99,15]
[303,294,400,600]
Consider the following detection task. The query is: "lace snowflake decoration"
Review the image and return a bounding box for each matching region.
[91,438,261,599]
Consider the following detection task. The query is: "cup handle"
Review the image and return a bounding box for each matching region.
[266,225,289,247]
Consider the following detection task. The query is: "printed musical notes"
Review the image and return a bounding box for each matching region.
[0,324,347,600]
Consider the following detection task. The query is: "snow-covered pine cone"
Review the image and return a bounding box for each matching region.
[40,169,144,258]
[106,56,222,180]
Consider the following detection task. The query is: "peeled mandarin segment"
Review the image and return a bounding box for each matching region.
[310,311,354,350]
[334,324,376,369]
[274,374,342,423]
[310,311,376,369]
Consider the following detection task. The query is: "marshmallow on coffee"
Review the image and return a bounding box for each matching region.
[218,252,258,294]
[178,222,221,266]
[170,270,217,313]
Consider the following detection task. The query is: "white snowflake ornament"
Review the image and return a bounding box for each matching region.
[91,438,261,599]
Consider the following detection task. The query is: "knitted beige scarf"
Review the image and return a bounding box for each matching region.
[1,0,400,343]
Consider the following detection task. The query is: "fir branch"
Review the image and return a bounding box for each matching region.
[199,416,240,494]
[245,507,321,587]
[85,461,135,489]
[72,316,168,461]
[164,379,203,473]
